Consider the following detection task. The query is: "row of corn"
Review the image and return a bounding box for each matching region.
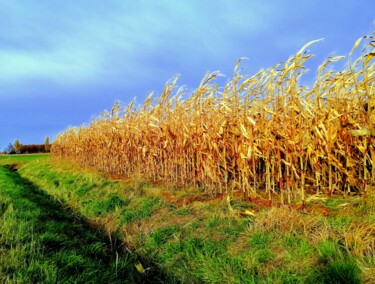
[51,35,375,204]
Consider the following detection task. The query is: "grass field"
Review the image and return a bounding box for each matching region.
[0,153,49,163]
[1,154,373,283]
[0,155,175,283]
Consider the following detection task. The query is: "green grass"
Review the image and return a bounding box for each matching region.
[320,259,361,284]
[2,157,373,283]
[315,240,361,284]
[0,153,49,164]
[83,194,129,217]
[283,234,313,259]
[0,164,172,283]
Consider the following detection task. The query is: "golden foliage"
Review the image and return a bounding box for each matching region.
[51,35,375,204]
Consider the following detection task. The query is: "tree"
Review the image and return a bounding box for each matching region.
[44,136,51,152]
[5,143,15,154]
[14,139,21,153]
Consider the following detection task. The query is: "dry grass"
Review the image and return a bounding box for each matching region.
[52,34,375,204]
[342,222,375,257]
[248,205,320,235]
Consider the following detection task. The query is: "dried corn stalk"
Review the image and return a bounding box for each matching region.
[51,35,375,204]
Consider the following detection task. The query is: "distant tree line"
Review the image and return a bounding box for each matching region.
[2,137,52,154]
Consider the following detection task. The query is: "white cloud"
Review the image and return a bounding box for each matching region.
[0,0,372,99]
[0,48,102,84]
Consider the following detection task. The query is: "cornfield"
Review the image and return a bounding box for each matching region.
[51,35,375,204]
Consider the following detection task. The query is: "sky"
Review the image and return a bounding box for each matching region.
[0,0,374,150]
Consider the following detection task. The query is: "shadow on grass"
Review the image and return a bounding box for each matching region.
[1,165,178,283]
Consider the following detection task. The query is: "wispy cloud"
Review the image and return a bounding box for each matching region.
[0,0,279,93]
[0,0,373,148]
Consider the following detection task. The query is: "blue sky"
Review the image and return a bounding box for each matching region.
[0,0,374,150]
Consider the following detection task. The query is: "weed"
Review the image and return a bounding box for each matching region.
[249,232,273,248]
[0,201,8,216]
[175,207,193,216]
[148,226,180,248]
[84,194,128,216]
[327,215,353,230]
[205,215,221,228]
[319,258,361,284]
[284,234,313,259]
[318,240,341,264]
[255,248,274,264]
[76,182,97,197]
[118,209,137,224]
[136,197,163,219]
[314,239,361,284]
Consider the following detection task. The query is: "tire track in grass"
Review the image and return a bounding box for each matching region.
[0,165,170,283]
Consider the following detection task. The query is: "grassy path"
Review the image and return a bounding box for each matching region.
[0,164,161,283]
[1,155,373,283]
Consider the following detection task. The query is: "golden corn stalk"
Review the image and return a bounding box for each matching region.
[51,34,375,204]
